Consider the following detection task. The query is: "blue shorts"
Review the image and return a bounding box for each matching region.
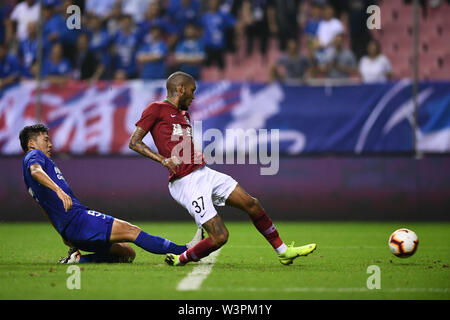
[62,209,115,253]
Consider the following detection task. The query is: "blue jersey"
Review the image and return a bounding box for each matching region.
[137,18,177,44]
[137,40,168,79]
[202,11,236,49]
[174,39,205,79]
[166,0,202,34]
[89,29,111,54]
[0,54,21,79]
[22,149,87,234]
[18,38,41,78]
[42,58,72,77]
[42,14,66,44]
[113,30,139,76]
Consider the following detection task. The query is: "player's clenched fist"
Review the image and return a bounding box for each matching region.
[161,156,181,174]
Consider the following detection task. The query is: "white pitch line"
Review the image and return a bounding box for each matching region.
[177,248,222,291]
[201,287,449,293]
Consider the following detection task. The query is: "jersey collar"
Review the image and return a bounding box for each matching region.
[163,99,179,111]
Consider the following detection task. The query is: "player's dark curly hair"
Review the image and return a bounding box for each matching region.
[19,124,49,153]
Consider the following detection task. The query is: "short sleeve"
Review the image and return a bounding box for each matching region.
[26,150,46,169]
[135,103,160,132]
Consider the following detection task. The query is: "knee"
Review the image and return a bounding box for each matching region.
[210,230,229,248]
[247,197,263,215]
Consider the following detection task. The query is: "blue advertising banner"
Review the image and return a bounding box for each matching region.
[192,80,450,154]
[0,80,449,155]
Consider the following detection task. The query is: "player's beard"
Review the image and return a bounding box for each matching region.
[179,96,190,111]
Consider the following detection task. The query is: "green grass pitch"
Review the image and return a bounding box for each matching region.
[0,221,449,300]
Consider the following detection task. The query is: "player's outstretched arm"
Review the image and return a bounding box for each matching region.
[29,164,72,212]
[129,126,180,174]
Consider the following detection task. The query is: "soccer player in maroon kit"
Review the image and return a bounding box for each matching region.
[129,71,316,266]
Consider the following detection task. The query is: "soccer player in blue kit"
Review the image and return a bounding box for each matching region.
[20,124,202,263]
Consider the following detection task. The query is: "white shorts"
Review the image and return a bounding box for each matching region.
[168,166,238,227]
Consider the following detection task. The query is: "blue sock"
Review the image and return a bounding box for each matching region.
[79,252,120,263]
[134,231,187,254]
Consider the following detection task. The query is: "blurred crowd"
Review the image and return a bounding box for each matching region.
[0,0,398,89]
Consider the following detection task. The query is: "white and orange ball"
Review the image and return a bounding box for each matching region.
[389,228,419,258]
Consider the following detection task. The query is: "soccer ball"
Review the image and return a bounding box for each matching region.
[388,228,419,258]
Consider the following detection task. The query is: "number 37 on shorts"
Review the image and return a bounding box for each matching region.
[189,194,217,226]
[192,196,206,217]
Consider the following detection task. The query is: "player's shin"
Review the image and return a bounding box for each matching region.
[134,231,187,254]
[179,237,216,264]
[250,210,287,254]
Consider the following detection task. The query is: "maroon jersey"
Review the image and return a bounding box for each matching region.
[135,100,205,181]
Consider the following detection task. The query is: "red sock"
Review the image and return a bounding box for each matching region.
[250,210,284,250]
[179,238,216,264]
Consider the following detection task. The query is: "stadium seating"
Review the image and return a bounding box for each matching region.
[372,0,450,80]
[202,0,449,82]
